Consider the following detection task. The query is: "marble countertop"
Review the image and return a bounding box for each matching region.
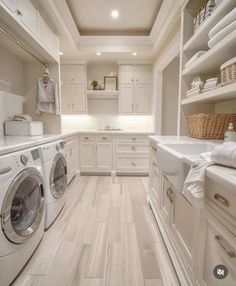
[0,130,154,156]
[149,135,222,145]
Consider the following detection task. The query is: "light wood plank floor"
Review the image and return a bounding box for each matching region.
[13,176,179,286]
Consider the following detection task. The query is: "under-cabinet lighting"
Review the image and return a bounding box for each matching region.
[59,52,63,56]
[96,52,101,56]
[132,52,137,56]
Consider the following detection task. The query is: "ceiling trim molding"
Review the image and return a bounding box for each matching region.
[77,36,152,46]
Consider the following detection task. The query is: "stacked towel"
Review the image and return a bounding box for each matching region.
[185,51,206,68]
[208,8,236,48]
[203,77,218,91]
[211,142,236,168]
[186,86,203,97]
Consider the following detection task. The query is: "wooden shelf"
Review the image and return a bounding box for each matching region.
[183,0,235,52]
[181,82,236,105]
[86,90,119,99]
[182,30,236,76]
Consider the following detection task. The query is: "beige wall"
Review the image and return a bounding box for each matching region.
[161,57,180,135]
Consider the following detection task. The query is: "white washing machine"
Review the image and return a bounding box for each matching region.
[39,140,67,229]
[0,147,45,286]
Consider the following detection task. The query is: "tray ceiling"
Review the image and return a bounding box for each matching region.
[66,0,163,36]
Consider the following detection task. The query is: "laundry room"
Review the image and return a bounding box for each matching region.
[0,1,236,286]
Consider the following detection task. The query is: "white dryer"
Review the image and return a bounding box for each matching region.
[0,147,45,286]
[39,140,67,229]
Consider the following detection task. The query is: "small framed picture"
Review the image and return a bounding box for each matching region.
[104,76,118,91]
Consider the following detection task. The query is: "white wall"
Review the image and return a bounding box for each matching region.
[0,46,25,96]
[161,57,180,135]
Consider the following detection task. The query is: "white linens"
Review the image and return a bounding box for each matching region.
[208,20,236,48]
[183,159,213,206]
[209,7,236,38]
[185,51,206,68]
[211,142,236,168]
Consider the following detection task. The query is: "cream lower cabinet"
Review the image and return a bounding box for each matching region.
[197,212,236,286]
[115,135,149,174]
[79,135,112,173]
[64,136,78,184]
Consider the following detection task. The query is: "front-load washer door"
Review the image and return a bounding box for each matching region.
[50,153,67,199]
[1,168,45,244]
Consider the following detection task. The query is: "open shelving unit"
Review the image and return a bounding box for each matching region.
[178,0,236,135]
[86,90,119,99]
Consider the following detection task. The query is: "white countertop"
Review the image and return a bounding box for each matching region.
[0,130,154,156]
[149,135,222,145]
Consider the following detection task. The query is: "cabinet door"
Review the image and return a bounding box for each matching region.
[96,142,112,171]
[16,0,39,36]
[79,141,96,171]
[61,84,71,112]
[1,0,16,12]
[160,176,173,226]
[120,65,134,84]
[61,65,70,84]
[198,215,236,286]
[71,84,86,113]
[135,83,150,113]
[171,191,199,271]
[119,84,134,113]
[70,65,85,84]
[134,65,151,84]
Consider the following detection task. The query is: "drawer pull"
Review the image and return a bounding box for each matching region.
[131,137,136,141]
[131,162,137,166]
[152,146,157,152]
[166,188,173,204]
[214,194,229,208]
[215,235,235,258]
[131,146,136,151]
[152,162,157,167]
[102,137,107,140]
[84,137,89,140]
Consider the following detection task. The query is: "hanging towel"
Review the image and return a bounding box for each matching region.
[36,78,59,115]
[183,153,213,206]
[208,20,236,48]
[211,142,236,168]
[209,7,236,38]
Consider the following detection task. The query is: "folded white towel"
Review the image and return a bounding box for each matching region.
[208,20,236,48]
[183,159,213,206]
[211,142,236,168]
[209,7,236,38]
[185,51,206,68]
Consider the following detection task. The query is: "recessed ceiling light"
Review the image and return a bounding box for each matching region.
[132,52,137,56]
[96,52,101,56]
[59,51,63,56]
[111,9,119,19]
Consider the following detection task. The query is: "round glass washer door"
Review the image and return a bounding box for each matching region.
[50,153,67,199]
[1,168,45,244]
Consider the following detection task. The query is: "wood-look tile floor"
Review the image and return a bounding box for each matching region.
[13,176,179,286]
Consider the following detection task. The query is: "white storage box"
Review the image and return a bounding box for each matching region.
[5,121,43,136]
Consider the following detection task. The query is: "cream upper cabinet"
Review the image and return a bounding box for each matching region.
[16,0,39,36]
[119,65,151,114]
[119,83,134,113]
[60,64,87,114]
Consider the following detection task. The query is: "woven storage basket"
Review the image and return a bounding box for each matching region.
[186,114,236,139]
[221,63,236,85]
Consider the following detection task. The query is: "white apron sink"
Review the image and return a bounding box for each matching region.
[156,142,217,191]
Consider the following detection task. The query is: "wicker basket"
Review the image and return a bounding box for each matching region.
[186,113,236,139]
[221,63,236,85]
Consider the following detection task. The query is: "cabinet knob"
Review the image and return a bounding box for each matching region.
[131,146,136,151]
[84,137,89,140]
[131,162,137,166]
[16,9,23,16]
[132,137,136,141]
[102,137,107,140]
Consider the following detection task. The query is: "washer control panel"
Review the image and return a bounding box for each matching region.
[20,154,29,165]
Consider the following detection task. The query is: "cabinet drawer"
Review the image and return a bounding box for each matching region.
[116,135,148,143]
[198,215,236,286]
[116,156,149,171]
[205,176,236,234]
[116,142,149,154]
[96,135,112,142]
[80,135,96,141]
